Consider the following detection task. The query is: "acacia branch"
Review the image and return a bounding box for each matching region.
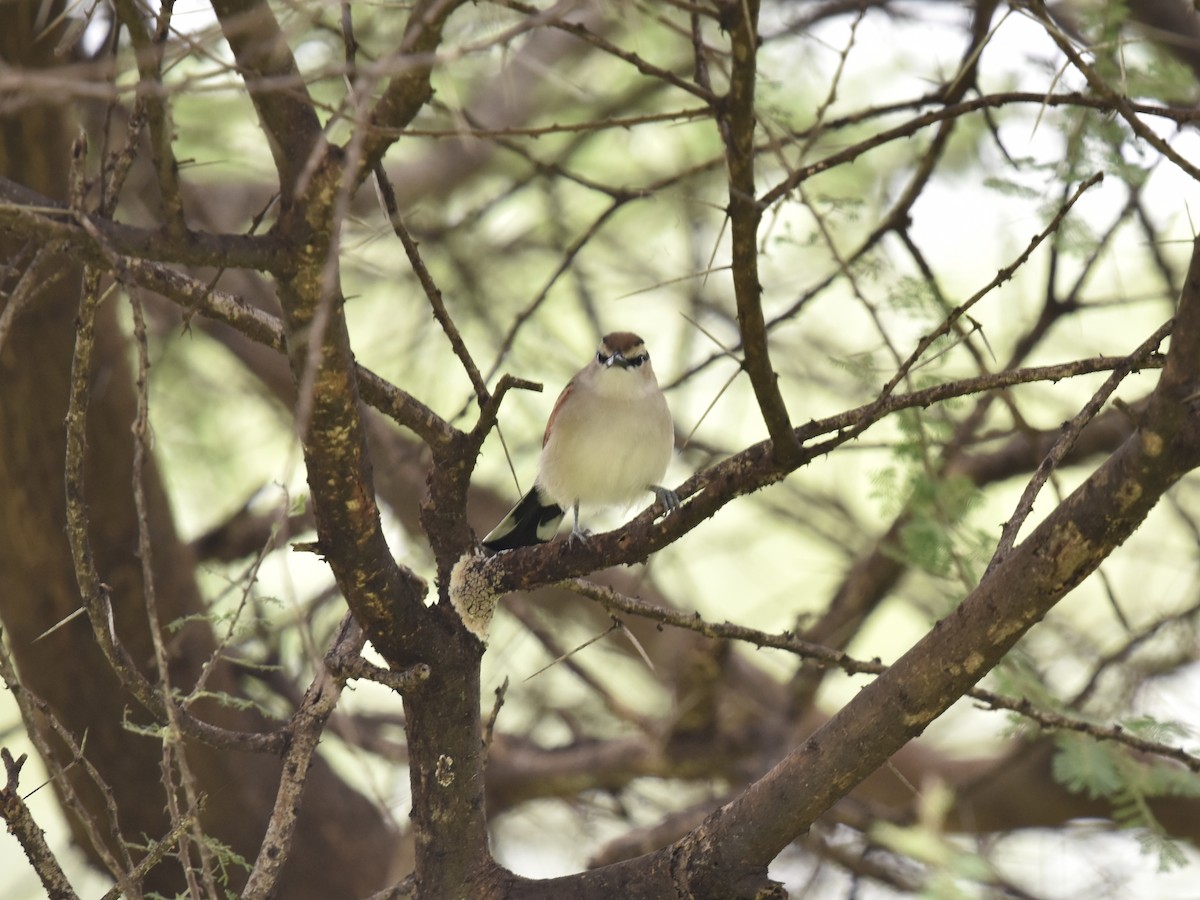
[879,172,1103,403]
[490,0,717,106]
[358,0,472,180]
[101,256,458,450]
[372,161,490,406]
[242,618,362,899]
[757,91,1196,210]
[0,635,139,891]
[987,319,1173,570]
[720,0,801,465]
[0,748,79,900]
[110,0,185,229]
[130,287,218,897]
[663,236,1200,897]
[62,252,286,757]
[497,239,1198,899]
[274,265,434,663]
[1027,0,1200,185]
[97,812,200,900]
[471,349,1168,595]
[570,580,1200,775]
[0,178,286,270]
[208,0,324,197]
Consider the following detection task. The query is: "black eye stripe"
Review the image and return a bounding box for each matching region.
[592,350,643,367]
[597,346,649,367]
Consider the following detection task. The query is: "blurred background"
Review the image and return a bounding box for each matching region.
[5,0,1200,896]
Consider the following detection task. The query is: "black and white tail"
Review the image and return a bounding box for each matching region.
[481,486,564,551]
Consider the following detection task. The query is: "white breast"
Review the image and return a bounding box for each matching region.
[537,371,673,510]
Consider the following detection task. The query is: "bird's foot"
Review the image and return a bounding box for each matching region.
[650,485,680,515]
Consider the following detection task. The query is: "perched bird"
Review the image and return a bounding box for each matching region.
[482,331,678,551]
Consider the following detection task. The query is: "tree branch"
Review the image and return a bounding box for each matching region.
[662,236,1200,898]
[0,748,79,900]
[358,0,472,180]
[470,350,1168,597]
[0,177,287,270]
[62,257,286,756]
[242,618,362,899]
[208,0,324,197]
[720,0,801,465]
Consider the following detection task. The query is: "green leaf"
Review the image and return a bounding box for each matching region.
[1051,732,1123,799]
[1135,827,1190,873]
[982,176,1040,200]
[888,275,943,320]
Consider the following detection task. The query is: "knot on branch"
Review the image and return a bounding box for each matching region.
[450,551,503,644]
[328,653,431,694]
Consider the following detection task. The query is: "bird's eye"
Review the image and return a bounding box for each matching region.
[597,351,611,365]
[626,354,647,368]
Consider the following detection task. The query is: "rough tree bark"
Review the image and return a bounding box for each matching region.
[3,0,1200,897]
[0,5,397,896]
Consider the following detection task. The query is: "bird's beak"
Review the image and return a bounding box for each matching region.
[608,353,628,369]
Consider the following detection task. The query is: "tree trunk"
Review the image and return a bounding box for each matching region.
[0,5,398,895]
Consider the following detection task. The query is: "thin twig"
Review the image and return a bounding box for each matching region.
[1023,0,1200,184]
[373,160,490,404]
[0,244,66,356]
[97,807,202,900]
[0,748,79,900]
[568,580,1200,773]
[61,221,288,756]
[877,173,1105,407]
[241,616,364,899]
[482,677,508,762]
[986,317,1174,572]
[0,634,137,891]
[128,290,217,895]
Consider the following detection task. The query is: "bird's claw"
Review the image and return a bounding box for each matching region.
[651,485,680,515]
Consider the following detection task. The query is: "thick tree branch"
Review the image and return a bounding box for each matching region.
[659,237,1200,898]
[785,393,1154,711]
[0,177,287,270]
[274,268,433,661]
[208,0,324,197]
[453,294,1183,897]
[358,0,472,180]
[468,351,1168,597]
[571,580,1200,775]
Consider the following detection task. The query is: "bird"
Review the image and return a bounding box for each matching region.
[482,331,678,551]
